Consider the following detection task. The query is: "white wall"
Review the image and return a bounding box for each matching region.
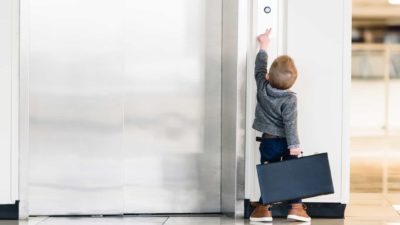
[287,0,351,203]
[0,0,19,204]
[245,0,351,203]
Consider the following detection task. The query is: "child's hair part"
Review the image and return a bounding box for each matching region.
[269,55,298,90]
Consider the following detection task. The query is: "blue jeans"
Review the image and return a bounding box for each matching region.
[258,137,302,204]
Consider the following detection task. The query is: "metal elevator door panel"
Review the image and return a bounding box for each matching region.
[122,0,222,213]
[27,0,222,215]
[28,0,125,215]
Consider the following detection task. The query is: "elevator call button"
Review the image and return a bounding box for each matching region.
[264,6,271,14]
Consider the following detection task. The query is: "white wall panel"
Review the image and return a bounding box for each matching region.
[287,0,351,203]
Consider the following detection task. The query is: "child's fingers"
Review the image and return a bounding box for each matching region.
[290,149,301,155]
[265,28,272,36]
[257,28,271,39]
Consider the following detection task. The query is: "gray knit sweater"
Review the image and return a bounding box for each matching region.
[252,49,300,149]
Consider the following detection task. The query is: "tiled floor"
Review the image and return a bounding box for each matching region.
[0,206,397,225]
[346,193,400,223]
[0,194,397,225]
[0,216,320,225]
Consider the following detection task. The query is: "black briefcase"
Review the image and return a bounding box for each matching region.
[256,153,334,204]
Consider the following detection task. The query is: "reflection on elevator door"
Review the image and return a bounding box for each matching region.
[28,0,222,215]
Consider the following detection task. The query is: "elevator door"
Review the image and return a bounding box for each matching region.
[28,0,221,215]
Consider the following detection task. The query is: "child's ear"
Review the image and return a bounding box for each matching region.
[265,73,269,81]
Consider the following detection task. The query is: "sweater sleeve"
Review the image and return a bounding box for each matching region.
[255,49,269,88]
[282,95,300,149]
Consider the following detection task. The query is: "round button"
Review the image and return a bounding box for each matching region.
[264,6,271,14]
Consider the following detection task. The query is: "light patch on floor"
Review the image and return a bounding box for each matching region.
[350,136,400,193]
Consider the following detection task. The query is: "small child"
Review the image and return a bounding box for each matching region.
[249,28,311,222]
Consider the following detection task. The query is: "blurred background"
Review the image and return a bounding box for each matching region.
[350,0,400,218]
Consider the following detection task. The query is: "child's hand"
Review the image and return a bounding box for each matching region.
[257,28,272,51]
[290,148,302,156]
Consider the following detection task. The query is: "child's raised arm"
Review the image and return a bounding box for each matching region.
[255,28,271,87]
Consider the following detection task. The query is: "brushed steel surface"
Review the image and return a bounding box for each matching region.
[122,0,222,213]
[28,0,125,215]
[29,217,168,225]
[221,0,248,217]
[0,0,14,204]
[27,0,222,215]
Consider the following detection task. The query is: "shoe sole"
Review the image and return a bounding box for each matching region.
[250,217,273,222]
[287,214,311,222]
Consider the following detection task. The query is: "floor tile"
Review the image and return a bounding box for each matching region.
[31,216,167,225]
[0,221,18,225]
[344,217,400,225]
[28,217,48,225]
[164,216,346,225]
[123,216,168,223]
[345,204,400,218]
[384,194,400,205]
[349,193,391,206]
[346,192,399,219]
[165,216,228,225]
